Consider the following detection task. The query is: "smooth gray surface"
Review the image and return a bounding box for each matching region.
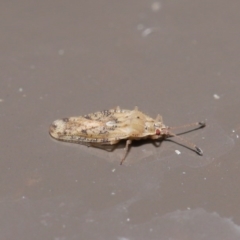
[1,0,240,239]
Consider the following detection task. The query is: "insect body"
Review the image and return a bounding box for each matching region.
[49,106,206,165]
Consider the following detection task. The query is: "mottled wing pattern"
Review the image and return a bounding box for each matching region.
[49,108,136,144]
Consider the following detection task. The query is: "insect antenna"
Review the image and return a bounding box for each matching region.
[166,121,206,155]
[169,121,206,131]
[167,131,203,155]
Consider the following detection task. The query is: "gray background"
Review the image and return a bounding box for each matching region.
[1,0,240,239]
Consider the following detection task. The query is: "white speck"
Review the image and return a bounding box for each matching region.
[126,218,130,222]
[187,207,191,210]
[175,150,181,155]
[213,94,220,99]
[117,237,129,240]
[182,172,186,174]
[18,88,23,92]
[58,49,65,55]
[75,179,78,182]
[237,135,239,139]
[204,177,207,180]
[112,168,116,173]
[149,228,153,232]
[106,121,116,127]
[0,99,3,102]
[142,28,154,37]
[232,129,235,133]
[202,136,205,139]
[111,192,116,195]
[22,195,26,199]
[151,2,161,12]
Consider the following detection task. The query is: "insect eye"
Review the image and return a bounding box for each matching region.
[156,129,161,135]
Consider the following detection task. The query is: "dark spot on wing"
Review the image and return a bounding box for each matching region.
[81,129,88,134]
[51,123,57,129]
[49,123,57,133]
[62,118,69,122]
[84,115,91,120]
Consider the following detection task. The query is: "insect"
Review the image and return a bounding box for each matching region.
[49,106,206,165]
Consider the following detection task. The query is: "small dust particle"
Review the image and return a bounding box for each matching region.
[142,28,153,37]
[213,94,220,100]
[58,49,65,55]
[182,172,186,175]
[175,150,181,155]
[18,88,23,92]
[151,2,161,12]
[112,168,116,173]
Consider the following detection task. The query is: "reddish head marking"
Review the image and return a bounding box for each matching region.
[156,129,161,135]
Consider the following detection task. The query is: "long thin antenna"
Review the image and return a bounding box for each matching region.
[169,121,206,131]
[162,121,206,155]
[167,131,203,155]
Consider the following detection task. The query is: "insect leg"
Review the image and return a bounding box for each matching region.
[120,139,132,165]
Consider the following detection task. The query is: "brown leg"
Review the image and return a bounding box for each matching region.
[120,139,132,165]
